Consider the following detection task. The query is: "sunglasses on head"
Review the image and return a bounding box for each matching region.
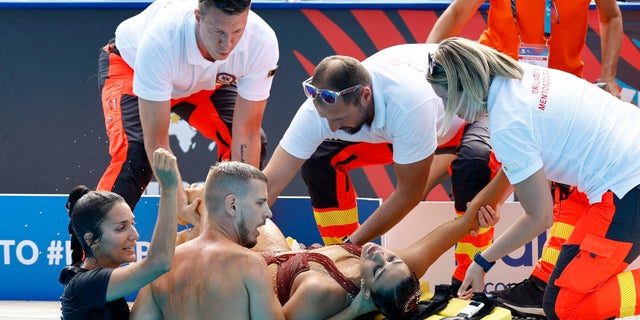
[302,77,363,105]
[428,53,445,76]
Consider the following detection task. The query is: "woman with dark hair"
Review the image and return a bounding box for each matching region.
[58,148,185,319]
[250,204,499,319]
[427,37,640,319]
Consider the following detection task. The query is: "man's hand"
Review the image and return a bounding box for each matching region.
[178,184,202,226]
[596,79,621,98]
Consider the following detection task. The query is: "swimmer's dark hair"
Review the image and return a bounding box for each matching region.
[371,272,422,318]
[66,185,126,266]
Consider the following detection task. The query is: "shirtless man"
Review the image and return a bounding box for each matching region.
[130,161,284,320]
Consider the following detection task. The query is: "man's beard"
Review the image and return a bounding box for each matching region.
[238,218,258,249]
[341,103,368,135]
[342,123,364,135]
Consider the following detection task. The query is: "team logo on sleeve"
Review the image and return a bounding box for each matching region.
[268,66,278,77]
[216,73,237,85]
[502,161,521,173]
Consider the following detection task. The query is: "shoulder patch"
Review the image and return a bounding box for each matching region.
[268,66,278,78]
[502,161,521,173]
[216,73,237,85]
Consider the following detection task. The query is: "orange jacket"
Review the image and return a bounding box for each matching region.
[479,0,591,77]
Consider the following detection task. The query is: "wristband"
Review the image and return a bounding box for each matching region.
[473,252,495,272]
[342,236,352,244]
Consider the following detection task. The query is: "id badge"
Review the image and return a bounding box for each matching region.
[518,43,549,68]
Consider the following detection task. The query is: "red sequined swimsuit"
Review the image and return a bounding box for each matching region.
[261,243,362,305]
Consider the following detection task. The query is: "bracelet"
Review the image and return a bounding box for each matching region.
[342,236,352,244]
[473,252,495,272]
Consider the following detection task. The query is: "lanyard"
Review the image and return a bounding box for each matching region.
[510,0,558,44]
[544,0,553,39]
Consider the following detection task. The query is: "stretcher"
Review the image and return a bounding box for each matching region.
[420,296,512,319]
[374,281,512,320]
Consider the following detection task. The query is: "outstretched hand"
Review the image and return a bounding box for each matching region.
[152,148,179,191]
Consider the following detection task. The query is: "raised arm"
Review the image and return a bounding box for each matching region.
[139,98,200,226]
[349,155,434,245]
[232,96,268,168]
[426,0,485,43]
[395,211,479,279]
[463,168,514,227]
[106,148,179,301]
[395,170,510,277]
[595,0,623,98]
[263,145,307,206]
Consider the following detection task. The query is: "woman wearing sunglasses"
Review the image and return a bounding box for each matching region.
[264,44,501,289]
[426,37,640,320]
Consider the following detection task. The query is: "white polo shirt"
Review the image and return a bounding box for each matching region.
[280,43,464,165]
[488,62,640,203]
[114,0,279,101]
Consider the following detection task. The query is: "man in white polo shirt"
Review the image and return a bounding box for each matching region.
[264,44,498,258]
[96,0,279,225]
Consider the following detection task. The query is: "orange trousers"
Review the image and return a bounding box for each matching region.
[302,118,497,284]
[96,40,265,209]
[543,187,640,319]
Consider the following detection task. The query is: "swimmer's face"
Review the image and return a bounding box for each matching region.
[359,243,412,293]
[237,179,272,248]
[91,202,140,268]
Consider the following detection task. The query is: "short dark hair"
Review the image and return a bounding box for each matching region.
[371,272,421,318]
[200,0,251,15]
[312,55,370,106]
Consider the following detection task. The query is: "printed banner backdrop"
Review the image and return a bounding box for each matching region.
[6,194,640,301]
[0,2,639,201]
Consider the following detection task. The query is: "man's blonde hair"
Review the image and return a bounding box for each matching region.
[427,37,523,134]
